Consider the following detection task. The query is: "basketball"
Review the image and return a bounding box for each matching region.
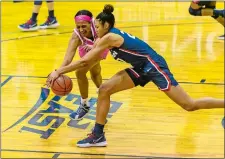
[51,74,73,96]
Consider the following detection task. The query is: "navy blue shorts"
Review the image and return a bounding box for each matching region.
[125,56,178,91]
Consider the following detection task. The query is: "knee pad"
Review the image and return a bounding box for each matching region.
[34,1,42,5]
[189,7,202,16]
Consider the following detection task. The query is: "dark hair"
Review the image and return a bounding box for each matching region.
[75,10,93,18]
[96,4,115,29]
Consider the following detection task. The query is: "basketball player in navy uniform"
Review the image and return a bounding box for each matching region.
[47,4,224,147]
[189,0,224,40]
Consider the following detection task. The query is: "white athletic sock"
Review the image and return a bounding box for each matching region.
[81,98,90,107]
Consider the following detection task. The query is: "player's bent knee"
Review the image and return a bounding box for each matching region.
[98,84,111,95]
[180,101,198,111]
[189,7,201,16]
[183,106,197,111]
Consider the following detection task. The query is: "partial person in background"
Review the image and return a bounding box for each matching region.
[18,0,59,31]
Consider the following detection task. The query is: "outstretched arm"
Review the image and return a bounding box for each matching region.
[46,33,124,87]
[60,32,81,67]
[58,36,109,74]
[58,33,124,74]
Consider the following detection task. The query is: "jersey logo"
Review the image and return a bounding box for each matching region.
[111,50,118,58]
[111,50,126,63]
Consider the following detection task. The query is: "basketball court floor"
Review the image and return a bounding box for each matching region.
[1,1,224,158]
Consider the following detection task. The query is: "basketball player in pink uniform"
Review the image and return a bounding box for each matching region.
[58,10,108,120]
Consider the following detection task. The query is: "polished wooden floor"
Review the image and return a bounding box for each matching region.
[1,1,224,158]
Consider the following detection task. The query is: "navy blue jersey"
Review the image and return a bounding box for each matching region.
[108,27,178,90]
[109,27,164,69]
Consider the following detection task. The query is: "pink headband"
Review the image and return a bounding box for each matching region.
[75,15,92,22]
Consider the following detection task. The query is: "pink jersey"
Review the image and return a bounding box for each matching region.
[74,19,108,59]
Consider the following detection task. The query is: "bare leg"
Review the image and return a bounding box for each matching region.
[96,70,135,125]
[75,67,90,100]
[69,65,96,120]
[89,62,102,89]
[46,1,54,11]
[31,1,42,21]
[164,85,224,111]
[33,4,42,14]
[77,70,135,147]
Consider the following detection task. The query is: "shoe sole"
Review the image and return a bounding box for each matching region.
[18,26,39,31]
[77,141,107,148]
[39,23,60,29]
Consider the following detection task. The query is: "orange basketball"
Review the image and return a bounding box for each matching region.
[51,74,73,96]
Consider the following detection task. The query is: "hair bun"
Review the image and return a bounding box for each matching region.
[103,4,114,14]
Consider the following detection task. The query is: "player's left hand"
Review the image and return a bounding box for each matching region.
[46,70,60,88]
